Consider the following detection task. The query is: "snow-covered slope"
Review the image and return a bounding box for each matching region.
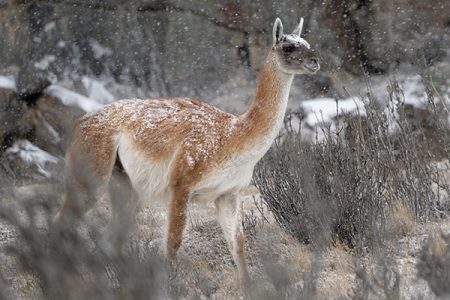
[46,85,103,112]
[5,140,59,178]
[0,75,16,91]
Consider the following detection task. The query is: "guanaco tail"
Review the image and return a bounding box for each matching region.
[56,17,320,282]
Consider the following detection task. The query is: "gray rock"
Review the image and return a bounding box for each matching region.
[0,88,30,152]
[17,67,51,106]
[0,86,83,163]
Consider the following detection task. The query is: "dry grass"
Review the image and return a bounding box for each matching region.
[317,243,355,299]
[385,201,416,239]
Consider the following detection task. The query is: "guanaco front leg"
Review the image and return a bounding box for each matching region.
[215,193,249,283]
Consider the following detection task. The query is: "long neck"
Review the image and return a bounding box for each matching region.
[238,50,294,144]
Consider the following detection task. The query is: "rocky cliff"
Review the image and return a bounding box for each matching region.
[0,0,448,100]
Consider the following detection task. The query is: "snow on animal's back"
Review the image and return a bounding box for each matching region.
[73,97,240,201]
[79,97,239,161]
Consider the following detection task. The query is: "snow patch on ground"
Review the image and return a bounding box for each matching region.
[34,55,56,70]
[0,75,16,91]
[44,21,56,32]
[89,39,113,59]
[82,76,115,104]
[46,85,103,112]
[299,74,448,134]
[300,97,366,127]
[5,140,58,178]
[382,75,443,133]
[43,121,62,143]
[402,75,429,108]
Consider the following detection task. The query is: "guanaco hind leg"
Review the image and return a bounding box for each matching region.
[107,163,139,249]
[165,187,189,260]
[55,137,117,227]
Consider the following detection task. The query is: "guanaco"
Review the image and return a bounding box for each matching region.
[56,17,319,282]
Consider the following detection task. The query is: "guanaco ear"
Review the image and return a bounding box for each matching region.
[272,17,283,46]
[291,17,304,37]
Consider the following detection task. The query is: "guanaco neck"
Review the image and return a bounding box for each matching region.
[237,50,294,150]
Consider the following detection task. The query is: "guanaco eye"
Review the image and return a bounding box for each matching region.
[283,45,296,53]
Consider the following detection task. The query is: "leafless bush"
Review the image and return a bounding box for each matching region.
[254,81,450,250]
[243,195,269,237]
[0,183,169,299]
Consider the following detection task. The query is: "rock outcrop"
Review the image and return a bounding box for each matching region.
[0,1,448,99]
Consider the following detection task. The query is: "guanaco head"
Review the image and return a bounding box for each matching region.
[272,17,320,74]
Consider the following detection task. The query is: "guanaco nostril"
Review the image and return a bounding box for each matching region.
[306,57,320,72]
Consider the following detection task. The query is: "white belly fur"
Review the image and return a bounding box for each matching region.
[117,134,172,203]
[192,156,255,203]
[117,133,267,205]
